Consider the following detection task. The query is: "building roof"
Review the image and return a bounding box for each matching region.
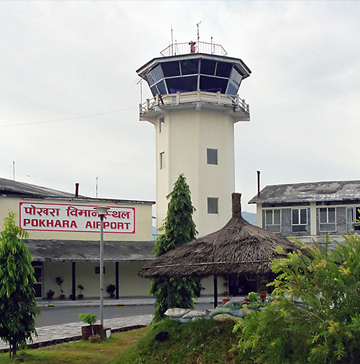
[25,240,155,262]
[249,180,360,205]
[0,177,154,205]
[138,194,305,279]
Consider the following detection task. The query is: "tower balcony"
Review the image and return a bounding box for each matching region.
[139,90,250,123]
[160,41,228,57]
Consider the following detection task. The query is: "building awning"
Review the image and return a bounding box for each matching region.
[24,239,155,262]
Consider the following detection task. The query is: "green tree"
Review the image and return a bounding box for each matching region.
[0,212,39,357]
[234,235,360,364]
[150,174,197,322]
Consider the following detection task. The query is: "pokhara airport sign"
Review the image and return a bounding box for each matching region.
[19,202,135,233]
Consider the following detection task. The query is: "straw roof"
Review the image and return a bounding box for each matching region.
[138,193,305,279]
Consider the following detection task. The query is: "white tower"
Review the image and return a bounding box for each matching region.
[137,40,251,237]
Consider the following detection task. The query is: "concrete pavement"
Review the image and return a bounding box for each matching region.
[0,295,216,353]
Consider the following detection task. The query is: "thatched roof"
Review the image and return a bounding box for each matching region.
[138,193,305,279]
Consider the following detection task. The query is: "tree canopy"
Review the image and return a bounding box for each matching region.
[235,234,360,364]
[150,174,197,321]
[0,212,39,357]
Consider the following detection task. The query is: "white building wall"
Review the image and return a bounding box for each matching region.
[155,109,235,237]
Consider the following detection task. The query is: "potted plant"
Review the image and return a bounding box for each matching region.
[248,291,259,302]
[106,284,116,298]
[258,278,268,299]
[78,284,84,299]
[46,289,55,300]
[88,334,101,343]
[56,276,65,299]
[78,313,104,341]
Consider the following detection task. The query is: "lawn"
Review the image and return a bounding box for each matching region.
[0,319,241,364]
[0,327,148,364]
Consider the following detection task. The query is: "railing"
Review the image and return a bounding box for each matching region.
[139,91,249,116]
[160,41,227,57]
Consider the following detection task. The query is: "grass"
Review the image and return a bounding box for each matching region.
[0,328,147,364]
[0,319,242,363]
[110,318,242,364]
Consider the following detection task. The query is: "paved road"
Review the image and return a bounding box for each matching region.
[36,304,155,327]
[36,302,214,327]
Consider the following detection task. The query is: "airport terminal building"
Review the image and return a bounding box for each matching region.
[0,177,155,300]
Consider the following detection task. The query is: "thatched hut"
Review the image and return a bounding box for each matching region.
[139,193,305,306]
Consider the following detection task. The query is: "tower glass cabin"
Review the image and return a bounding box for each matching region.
[137,40,251,237]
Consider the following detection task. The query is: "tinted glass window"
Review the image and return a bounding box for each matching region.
[200,59,216,75]
[162,61,180,77]
[150,85,157,96]
[207,148,218,165]
[230,67,242,86]
[146,73,155,86]
[208,198,218,214]
[200,76,228,93]
[166,76,198,93]
[156,80,167,95]
[216,62,232,77]
[180,59,199,75]
[226,82,238,97]
[151,65,164,83]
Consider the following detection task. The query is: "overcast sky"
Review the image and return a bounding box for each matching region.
[1,1,360,214]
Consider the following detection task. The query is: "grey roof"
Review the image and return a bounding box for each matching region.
[25,239,155,262]
[0,177,154,205]
[249,180,360,205]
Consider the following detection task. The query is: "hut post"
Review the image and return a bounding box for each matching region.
[167,278,171,309]
[213,276,218,308]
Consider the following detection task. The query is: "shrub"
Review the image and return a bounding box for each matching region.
[234,235,360,364]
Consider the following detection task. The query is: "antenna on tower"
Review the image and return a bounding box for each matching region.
[136,78,143,104]
[196,21,201,43]
[171,24,174,55]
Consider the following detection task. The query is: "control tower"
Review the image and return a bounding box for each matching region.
[137,40,251,237]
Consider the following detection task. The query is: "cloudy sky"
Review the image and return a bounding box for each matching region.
[1,1,360,214]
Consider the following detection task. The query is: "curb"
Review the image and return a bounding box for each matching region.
[0,324,147,354]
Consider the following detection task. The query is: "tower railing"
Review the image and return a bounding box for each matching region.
[139,91,249,117]
[160,41,227,57]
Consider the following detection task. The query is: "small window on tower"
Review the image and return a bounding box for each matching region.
[207,148,218,165]
[208,197,219,214]
[160,152,165,170]
[159,117,164,133]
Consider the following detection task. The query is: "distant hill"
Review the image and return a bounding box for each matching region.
[242,211,257,225]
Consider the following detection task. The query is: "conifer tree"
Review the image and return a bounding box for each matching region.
[0,212,39,357]
[150,174,197,321]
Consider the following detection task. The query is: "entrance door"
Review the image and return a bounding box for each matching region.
[32,262,43,297]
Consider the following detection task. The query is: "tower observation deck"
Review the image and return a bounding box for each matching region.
[137,40,251,237]
[137,40,251,123]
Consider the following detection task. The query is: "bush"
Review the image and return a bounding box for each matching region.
[234,234,360,364]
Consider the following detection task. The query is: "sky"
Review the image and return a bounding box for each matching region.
[1,1,360,214]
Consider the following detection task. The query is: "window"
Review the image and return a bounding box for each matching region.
[346,207,360,231]
[319,207,336,232]
[216,62,232,78]
[265,209,281,233]
[207,197,218,214]
[200,76,228,93]
[166,76,198,94]
[292,208,308,232]
[180,59,199,75]
[207,148,218,165]
[160,152,165,170]
[159,116,164,133]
